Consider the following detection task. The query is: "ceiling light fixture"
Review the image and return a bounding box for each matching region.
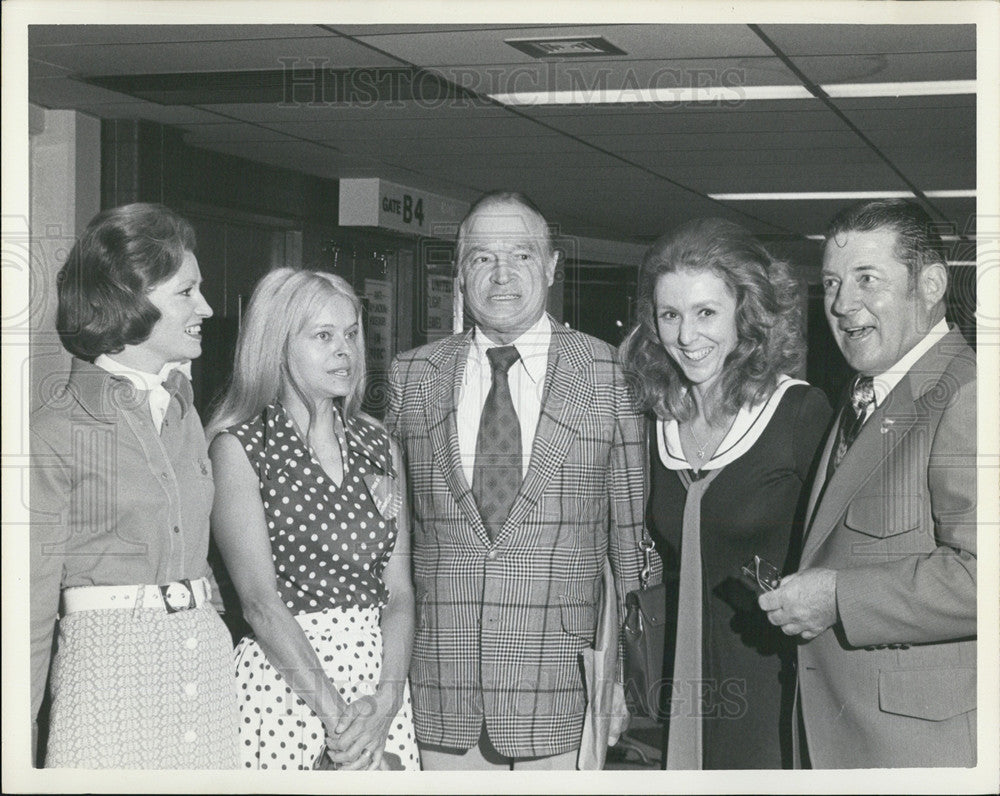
[487,79,975,106]
[708,190,975,201]
[804,233,976,252]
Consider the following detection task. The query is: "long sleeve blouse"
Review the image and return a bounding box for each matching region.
[29,357,216,726]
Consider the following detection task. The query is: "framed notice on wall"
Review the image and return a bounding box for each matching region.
[425,274,455,341]
[364,278,394,373]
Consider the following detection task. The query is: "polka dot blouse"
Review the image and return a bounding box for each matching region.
[229,402,398,614]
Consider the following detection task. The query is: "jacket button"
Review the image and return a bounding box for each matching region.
[486,550,498,560]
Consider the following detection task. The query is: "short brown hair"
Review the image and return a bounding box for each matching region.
[57,203,196,360]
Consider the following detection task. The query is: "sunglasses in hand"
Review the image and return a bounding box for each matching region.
[740,555,782,596]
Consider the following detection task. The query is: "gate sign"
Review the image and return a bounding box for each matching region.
[339,178,468,237]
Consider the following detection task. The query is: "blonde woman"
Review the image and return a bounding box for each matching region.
[208,268,419,770]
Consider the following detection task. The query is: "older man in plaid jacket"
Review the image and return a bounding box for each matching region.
[386,190,658,770]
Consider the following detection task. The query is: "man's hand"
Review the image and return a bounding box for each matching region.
[607,682,629,747]
[758,568,838,640]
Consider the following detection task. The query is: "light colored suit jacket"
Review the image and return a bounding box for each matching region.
[386,317,657,758]
[797,328,977,768]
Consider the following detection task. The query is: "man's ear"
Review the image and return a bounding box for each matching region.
[545,250,559,287]
[918,260,948,308]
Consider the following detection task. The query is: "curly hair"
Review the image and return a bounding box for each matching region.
[619,217,805,422]
[57,203,196,360]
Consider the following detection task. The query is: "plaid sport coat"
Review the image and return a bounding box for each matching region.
[386,317,658,758]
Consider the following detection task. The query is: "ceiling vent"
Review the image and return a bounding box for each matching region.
[505,37,626,58]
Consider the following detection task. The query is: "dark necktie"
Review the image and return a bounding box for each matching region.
[829,374,875,476]
[472,346,522,540]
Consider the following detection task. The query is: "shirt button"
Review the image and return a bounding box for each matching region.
[185,637,198,650]
[173,526,180,534]
[184,730,197,743]
[183,683,198,697]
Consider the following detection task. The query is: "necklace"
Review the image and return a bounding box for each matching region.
[683,412,737,464]
[689,424,709,460]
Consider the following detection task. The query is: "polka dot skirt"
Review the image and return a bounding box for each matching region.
[234,606,420,770]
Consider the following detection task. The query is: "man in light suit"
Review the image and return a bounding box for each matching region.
[760,199,977,768]
[386,191,657,770]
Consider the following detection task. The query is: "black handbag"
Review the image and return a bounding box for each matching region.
[623,531,678,723]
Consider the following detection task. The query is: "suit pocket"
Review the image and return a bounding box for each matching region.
[878,667,976,720]
[845,493,924,538]
[559,594,597,643]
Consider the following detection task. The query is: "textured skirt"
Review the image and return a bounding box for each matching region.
[233,605,420,770]
[45,604,239,769]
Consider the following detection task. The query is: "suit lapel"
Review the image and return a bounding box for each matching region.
[803,407,840,538]
[493,321,594,546]
[421,331,490,543]
[800,330,961,564]
[800,391,918,562]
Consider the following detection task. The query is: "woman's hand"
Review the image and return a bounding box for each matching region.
[324,688,399,770]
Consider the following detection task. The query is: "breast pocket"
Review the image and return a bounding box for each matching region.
[844,493,924,539]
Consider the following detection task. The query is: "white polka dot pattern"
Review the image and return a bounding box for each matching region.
[234,606,419,770]
[230,403,397,614]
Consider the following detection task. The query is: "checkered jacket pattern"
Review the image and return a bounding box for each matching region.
[386,318,659,758]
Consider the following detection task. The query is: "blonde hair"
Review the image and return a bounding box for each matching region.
[207,268,366,439]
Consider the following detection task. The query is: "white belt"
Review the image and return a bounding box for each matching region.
[61,577,211,615]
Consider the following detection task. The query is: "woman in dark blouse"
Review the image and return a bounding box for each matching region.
[620,218,832,769]
[207,268,419,770]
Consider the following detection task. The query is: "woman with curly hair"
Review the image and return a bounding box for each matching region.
[620,218,832,769]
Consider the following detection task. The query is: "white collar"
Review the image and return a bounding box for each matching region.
[657,375,808,471]
[869,317,949,407]
[469,314,552,385]
[94,355,192,390]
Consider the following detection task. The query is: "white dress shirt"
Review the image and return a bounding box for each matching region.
[861,317,950,422]
[94,355,192,434]
[457,314,552,485]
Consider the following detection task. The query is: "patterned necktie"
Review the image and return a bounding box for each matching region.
[829,374,875,474]
[472,346,522,540]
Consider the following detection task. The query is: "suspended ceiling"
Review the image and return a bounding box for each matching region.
[28,22,977,250]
